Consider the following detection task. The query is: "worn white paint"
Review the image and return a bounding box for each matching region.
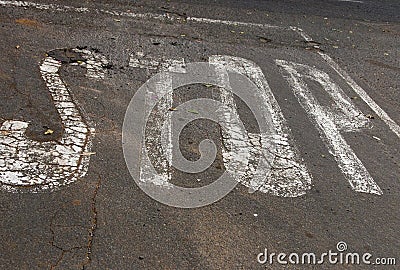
[337,0,364,3]
[210,56,312,197]
[318,52,400,139]
[132,52,184,187]
[290,26,400,140]
[130,53,186,187]
[81,48,109,79]
[186,16,281,29]
[0,49,107,192]
[3,0,395,141]
[129,52,385,197]
[280,60,370,132]
[0,0,89,12]
[130,53,312,197]
[129,52,186,73]
[213,63,253,186]
[276,59,382,195]
[140,72,174,188]
[2,0,395,197]
[132,54,252,191]
[0,1,284,31]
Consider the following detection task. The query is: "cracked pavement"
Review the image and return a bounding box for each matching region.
[0,0,399,269]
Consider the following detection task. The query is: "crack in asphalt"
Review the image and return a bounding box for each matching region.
[48,175,102,270]
[49,207,86,270]
[81,175,102,270]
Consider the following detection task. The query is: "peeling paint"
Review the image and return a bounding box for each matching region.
[210,55,312,197]
[0,48,107,192]
[276,59,382,195]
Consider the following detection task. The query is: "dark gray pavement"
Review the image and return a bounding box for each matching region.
[0,0,399,269]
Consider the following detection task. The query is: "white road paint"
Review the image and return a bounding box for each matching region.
[127,52,384,196]
[291,26,400,140]
[318,52,400,139]
[129,52,185,188]
[276,59,382,195]
[129,52,186,73]
[213,63,253,187]
[140,72,174,188]
[210,56,312,197]
[186,16,281,29]
[3,0,395,141]
[131,54,252,191]
[279,60,370,132]
[1,0,394,197]
[0,48,107,192]
[0,0,89,12]
[337,0,364,4]
[130,53,312,197]
[0,1,284,31]
[81,49,109,79]
[130,53,186,187]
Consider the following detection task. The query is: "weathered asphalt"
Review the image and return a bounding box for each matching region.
[0,0,399,269]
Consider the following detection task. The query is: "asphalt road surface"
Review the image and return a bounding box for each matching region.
[0,0,399,269]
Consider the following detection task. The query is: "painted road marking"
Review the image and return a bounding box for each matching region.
[291,27,400,140]
[276,60,382,195]
[210,56,312,197]
[130,53,186,188]
[129,52,186,72]
[0,48,107,192]
[130,54,312,197]
[1,1,397,196]
[1,0,398,141]
[130,53,384,196]
[0,1,283,30]
[140,72,174,188]
[337,0,364,4]
[123,61,270,207]
[130,54,258,193]
[131,53,186,188]
[213,61,254,191]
